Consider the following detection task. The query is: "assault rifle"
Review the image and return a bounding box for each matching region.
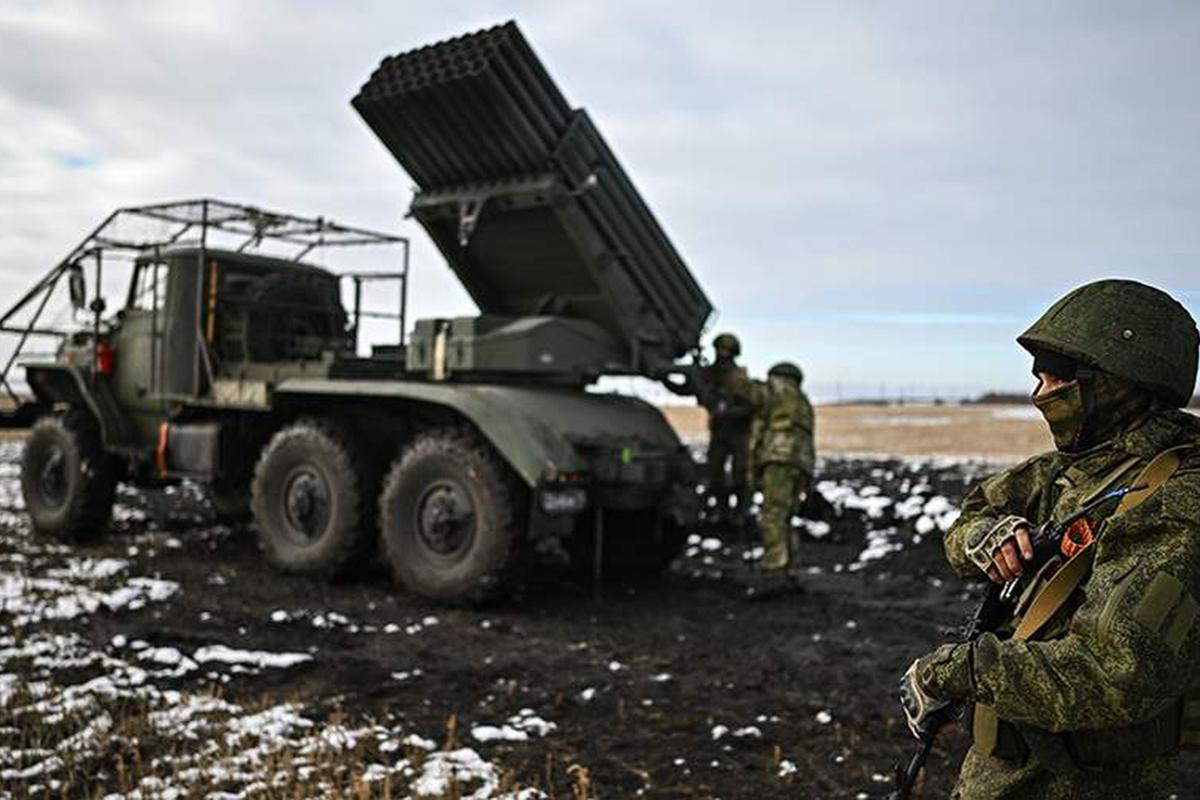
[659,352,752,422]
[887,484,1142,799]
[658,350,708,402]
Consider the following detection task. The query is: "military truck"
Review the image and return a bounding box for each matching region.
[0,23,713,605]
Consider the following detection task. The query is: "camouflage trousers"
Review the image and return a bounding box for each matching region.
[707,430,750,512]
[757,463,806,570]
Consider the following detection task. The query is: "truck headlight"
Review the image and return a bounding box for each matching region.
[540,487,588,515]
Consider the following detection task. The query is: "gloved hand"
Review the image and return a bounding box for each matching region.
[965,515,1035,583]
[899,661,951,738]
[898,643,972,739]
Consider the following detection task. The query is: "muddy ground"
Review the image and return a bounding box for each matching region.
[2,444,1198,798]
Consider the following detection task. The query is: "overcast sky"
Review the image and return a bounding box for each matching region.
[1,1,1198,400]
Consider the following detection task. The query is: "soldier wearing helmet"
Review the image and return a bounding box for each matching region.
[899,279,1200,798]
[667,332,755,524]
[746,360,815,590]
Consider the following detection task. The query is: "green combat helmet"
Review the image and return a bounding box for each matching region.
[1017,279,1199,407]
[713,332,741,357]
[768,361,804,384]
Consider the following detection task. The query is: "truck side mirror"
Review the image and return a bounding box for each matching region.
[67,263,86,310]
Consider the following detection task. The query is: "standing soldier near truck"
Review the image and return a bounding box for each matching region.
[702,333,756,524]
[747,361,815,591]
[899,279,1200,798]
[662,333,755,525]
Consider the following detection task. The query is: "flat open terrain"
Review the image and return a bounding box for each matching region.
[663,403,1052,461]
[2,408,1196,798]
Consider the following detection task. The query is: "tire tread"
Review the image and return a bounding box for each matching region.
[379,427,526,606]
[250,417,373,577]
[22,411,117,543]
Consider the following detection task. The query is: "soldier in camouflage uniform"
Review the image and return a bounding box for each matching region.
[748,361,815,580]
[899,279,1200,798]
[691,333,755,522]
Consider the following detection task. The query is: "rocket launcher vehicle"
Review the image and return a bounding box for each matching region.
[352,21,713,383]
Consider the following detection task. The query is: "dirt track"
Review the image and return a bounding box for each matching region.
[3,442,1199,798]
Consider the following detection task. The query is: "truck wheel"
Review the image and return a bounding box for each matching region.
[21,412,117,543]
[251,419,370,577]
[379,429,526,606]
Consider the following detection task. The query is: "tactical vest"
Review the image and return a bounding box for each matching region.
[974,444,1200,770]
[752,377,814,471]
[704,362,753,435]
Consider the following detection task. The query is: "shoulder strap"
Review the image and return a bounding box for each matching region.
[1114,443,1194,516]
[1014,547,1096,641]
[1013,443,1192,642]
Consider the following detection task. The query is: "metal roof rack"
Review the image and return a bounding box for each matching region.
[0,199,409,415]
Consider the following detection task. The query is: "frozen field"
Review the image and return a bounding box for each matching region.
[663,403,1054,461]
[2,436,1198,798]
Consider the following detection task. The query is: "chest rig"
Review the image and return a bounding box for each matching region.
[973,443,1200,770]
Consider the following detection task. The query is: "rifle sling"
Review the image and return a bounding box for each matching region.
[1016,443,1187,641]
[973,443,1190,761]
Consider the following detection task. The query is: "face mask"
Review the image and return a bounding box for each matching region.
[1032,380,1087,450]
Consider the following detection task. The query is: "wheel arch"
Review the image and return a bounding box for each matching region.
[270,380,588,488]
[24,364,127,445]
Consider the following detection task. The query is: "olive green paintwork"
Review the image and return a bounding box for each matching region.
[28,243,690,493]
[272,378,680,487]
[407,314,627,381]
[357,23,715,370]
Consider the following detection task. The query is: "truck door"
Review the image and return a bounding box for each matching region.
[111,255,202,443]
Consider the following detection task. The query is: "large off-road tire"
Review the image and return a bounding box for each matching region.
[251,419,371,577]
[379,429,527,606]
[21,412,117,543]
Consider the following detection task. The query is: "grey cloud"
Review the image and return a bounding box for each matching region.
[1,1,1198,397]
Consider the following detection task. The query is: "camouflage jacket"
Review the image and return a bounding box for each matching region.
[749,377,815,476]
[700,361,754,435]
[933,407,1200,797]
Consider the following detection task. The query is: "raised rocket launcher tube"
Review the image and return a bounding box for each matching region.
[352,21,712,376]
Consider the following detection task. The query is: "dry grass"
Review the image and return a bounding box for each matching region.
[0,689,540,799]
[662,403,1053,461]
[0,403,1056,457]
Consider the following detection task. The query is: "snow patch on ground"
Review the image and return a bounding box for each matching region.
[411,748,546,799]
[0,441,541,798]
[192,645,312,670]
[472,709,557,743]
